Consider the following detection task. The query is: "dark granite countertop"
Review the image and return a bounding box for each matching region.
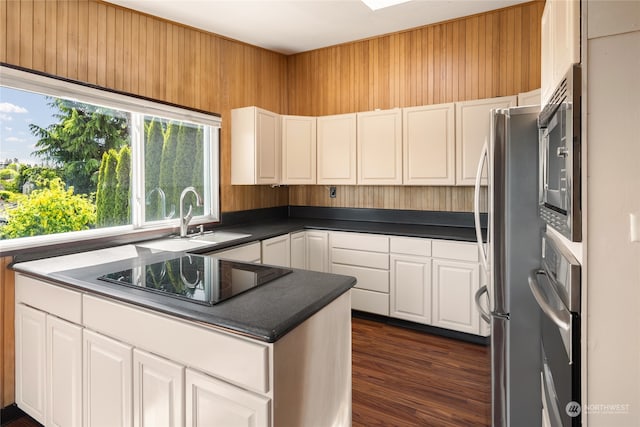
[184,216,483,256]
[13,248,356,343]
[10,207,485,343]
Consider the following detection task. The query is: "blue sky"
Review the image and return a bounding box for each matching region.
[0,86,57,165]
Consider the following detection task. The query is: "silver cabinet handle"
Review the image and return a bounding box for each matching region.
[474,285,491,324]
[528,269,571,331]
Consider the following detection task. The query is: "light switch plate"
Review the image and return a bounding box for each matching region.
[630,213,640,242]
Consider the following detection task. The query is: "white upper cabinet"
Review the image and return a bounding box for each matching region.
[517,88,542,107]
[282,115,316,184]
[357,108,402,185]
[402,103,455,185]
[541,0,580,105]
[317,113,357,185]
[231,106,281,185]
[455,95,517,185]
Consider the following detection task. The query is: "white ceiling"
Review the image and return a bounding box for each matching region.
[104,0,531,55]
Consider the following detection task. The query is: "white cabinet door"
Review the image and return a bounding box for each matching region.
[15,303,46,424]
[209,242,261,263]
[47,316,82,427]
[83,329,133,427]
[390,254,432,325]
[552,0,580,89]
[455,96,517,185]
[185,368,270,427]
[231,106,281,185]
[306,231,329,272]
[261,234,291,267]
[541,0,580,105]
[317,113,357,184]
[290,231,306,269]
[133,349,184,427]
[517,88,542,107]
[402,103,455,185]
[432,259,480,334]
[357,108,402,185]
[282,115,316,184]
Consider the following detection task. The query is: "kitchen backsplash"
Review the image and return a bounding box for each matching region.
[288,185,488,213]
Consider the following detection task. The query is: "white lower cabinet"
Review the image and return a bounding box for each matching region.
[389,236,432,324]
[207,241,261,263]
[133,349,184,427]
[290,230,329,272]
[15,304,46,424]
[83,329,133,427]
[431,258,480,334]
[47,316,82,427]
[390,254,432,324]
[185,368,270,427]
[290,231,306,269]
[330,232,390,316]
[15,303,83,427]
[306,231,329,272]
[261,234,291,267]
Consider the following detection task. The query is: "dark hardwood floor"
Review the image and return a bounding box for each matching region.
[351,317,491,427]
[2,317,491,427]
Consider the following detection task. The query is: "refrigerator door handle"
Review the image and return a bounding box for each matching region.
[474,285,491,324]
[474,138,489,274]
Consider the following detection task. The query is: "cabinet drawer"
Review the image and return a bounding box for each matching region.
[330,232,389,253]
[331,264,389,293]
[390,237,432,256]
[15,274,82,324]
[351,289,389,316]
[432,240,479,262]
[82,295,270,394]
[331,248,389,269]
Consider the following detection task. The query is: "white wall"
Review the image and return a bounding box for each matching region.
[587,1,640,425]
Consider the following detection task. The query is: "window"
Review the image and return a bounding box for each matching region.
[0,65,220,248]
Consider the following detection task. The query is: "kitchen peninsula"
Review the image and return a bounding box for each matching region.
[11,244,355,427]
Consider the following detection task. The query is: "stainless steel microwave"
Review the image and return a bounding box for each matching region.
[538,64,582,242]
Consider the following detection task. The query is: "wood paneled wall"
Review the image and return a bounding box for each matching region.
[0,257,15,408]
[0,0,289,213]
[287,0,543,211]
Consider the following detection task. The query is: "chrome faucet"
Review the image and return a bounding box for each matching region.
[179,187,203,237]
[145,187,175,220]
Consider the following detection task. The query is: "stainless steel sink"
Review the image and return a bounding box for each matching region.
[135,231,252,253]
[189,231,251,244]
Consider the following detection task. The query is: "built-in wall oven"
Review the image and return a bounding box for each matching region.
[538,64,582,242]
[529,232,581,426]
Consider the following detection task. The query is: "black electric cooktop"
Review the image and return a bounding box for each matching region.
[98,255,292,306]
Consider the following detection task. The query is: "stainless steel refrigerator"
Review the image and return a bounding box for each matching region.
[474,105,543,427]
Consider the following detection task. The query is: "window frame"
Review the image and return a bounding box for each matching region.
[0,65,221,252]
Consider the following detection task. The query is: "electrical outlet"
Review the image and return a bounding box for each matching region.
[329,186,337,198]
